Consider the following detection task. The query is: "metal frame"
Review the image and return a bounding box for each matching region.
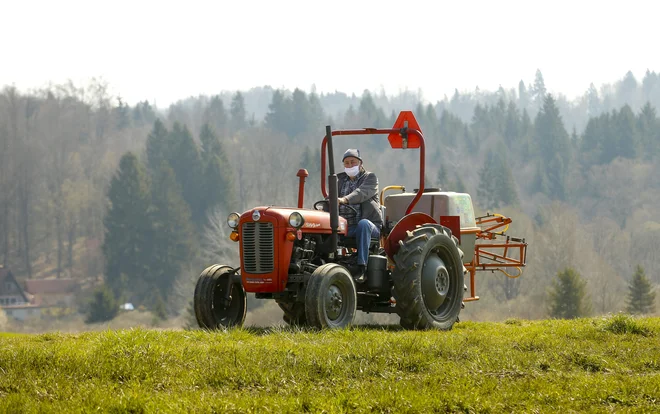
[321,127,426,215]
[463,213,528,302]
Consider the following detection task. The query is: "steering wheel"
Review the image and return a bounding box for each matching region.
[313,200,329,211]
[313,200,359,216]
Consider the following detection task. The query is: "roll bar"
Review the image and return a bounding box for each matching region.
[321,127,426,215]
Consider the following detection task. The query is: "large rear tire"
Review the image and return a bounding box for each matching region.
[392,224,464,330]
[194,265,247,330]
[305,263,357,329]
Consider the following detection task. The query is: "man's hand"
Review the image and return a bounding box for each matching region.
[338,197,347,205]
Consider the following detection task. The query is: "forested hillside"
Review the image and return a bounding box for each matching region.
[1,69,659,327]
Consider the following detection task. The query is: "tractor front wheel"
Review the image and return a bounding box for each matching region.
[392,224,464,330]
[194,265,247,330]
[305,263,357,329]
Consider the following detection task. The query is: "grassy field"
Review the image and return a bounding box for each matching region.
[1,314,659,413]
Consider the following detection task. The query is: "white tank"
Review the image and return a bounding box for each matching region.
[384,189,478,262]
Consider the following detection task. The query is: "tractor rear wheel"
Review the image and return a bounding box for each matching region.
[277,301,308,326]
[305,263,357,329]
[392,224,464,330]
[194,265,247,330]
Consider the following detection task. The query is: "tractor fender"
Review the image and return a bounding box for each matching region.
[383,212,436,260]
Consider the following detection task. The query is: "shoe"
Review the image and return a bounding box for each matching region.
[348,264,366,284]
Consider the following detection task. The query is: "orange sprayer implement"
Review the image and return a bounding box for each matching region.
[463,213,528,302]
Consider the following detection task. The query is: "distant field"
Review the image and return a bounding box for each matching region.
[1,315,659,413]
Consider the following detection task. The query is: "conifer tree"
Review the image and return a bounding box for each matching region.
[497,157,519,208]
[415,102,426,127]
[531,69,547,111]
[617,71,638,106]
[149,161,195,306]
[114,98,130,130]
[615,104,637,159]
[533,94,570,200]
[637,102,658,160]
[102,152,153,300]
[587,83,601,116]
[308,91,325,132]
[200,124,236,214]
[625,265,656,315]
[202,96,228,138]
[357,91,387,137]
[439,110,462,146]
[131,101,157,126]
[494,98,507,135]
[518,80,529,112]
[547,267,592,319]
[300,146,313,172]
[504,100,520,148]
[359,91,379,123]
[545,153,567,200]
[298,146,317,207]
[307,147,322,201]
[436,164,448,189]
[570,126,579,149]
[230,92,247,132]
[145,119,170,174]
[200,123,222,162]
[477,150,519,209]
[532,162,550,196]
[477,152,497,208]
[580,114,607,167]
[424,103,438,139]
[265,90,291,135]
[463,124,476,153]
[169,124,204,224]
[204,154,237,214]
[313,148,321,173]
[520,109,532,153]
[290,88,311,137]
[642,70,658,101]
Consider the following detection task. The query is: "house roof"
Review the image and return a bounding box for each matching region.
[0,267,30,303]
[24,278,78,295]
[0,267,9,284]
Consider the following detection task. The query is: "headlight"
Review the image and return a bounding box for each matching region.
[227,212,240,229]
[288,212,305,228]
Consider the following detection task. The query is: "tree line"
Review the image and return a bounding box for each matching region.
[1,69,659,324]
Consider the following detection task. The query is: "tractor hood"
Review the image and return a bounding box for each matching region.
[240,206,348,235]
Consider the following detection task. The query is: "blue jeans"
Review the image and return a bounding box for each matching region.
[347,219,380,266]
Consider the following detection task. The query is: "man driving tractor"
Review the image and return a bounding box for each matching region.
[337,148,382,283]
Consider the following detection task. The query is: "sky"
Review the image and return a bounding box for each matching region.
[2,0,658,107]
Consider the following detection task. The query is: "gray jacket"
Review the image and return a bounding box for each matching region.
[337,170,382,228]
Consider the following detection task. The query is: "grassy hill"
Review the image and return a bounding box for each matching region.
[1,314,659,413]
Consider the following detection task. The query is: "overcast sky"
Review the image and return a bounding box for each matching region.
[2,0,658,107]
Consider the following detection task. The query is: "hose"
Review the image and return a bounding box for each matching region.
[496,267,522,279]
[493,213,510,234]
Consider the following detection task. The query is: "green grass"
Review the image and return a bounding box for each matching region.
[1,315,659,413]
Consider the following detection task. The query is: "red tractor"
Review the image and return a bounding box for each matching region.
[193,111,528,330]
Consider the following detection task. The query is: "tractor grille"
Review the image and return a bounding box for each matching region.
[242,222,275,274]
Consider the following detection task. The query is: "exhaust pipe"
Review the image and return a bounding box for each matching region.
[326,125,339,258]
